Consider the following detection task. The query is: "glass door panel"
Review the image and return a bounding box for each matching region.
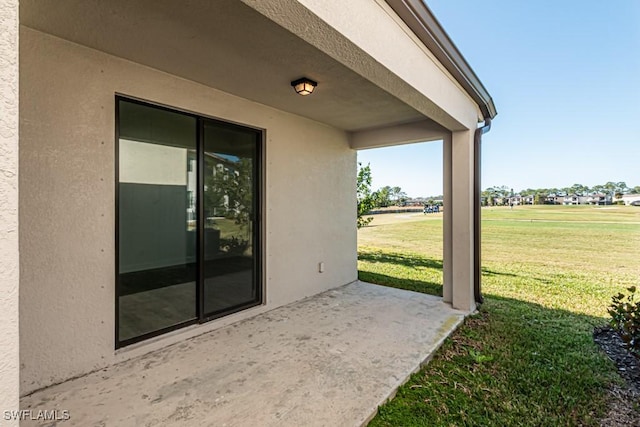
[202,121,259,316]
[117,99,197,343]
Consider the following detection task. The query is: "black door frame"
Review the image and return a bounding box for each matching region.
[115,95,263,349]
[198,117,263,322]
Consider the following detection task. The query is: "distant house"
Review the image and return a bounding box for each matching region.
[562,194,588,205]
[503,194,521,206]
[509,195,522,206]
[510,194,534,205]
[493,196,506,206]
[405,198,425,207]
[544,194,564,205]
[563,195,578,205]
[501,194,533,206]
[621,194,640,206]
[586,193,612,205]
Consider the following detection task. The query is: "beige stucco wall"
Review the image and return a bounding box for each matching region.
[19,27,357,395]
[0,0,19,420]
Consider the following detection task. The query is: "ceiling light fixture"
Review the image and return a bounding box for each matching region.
[291,77,317,96]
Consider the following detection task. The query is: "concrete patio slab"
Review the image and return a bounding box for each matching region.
[20,281,466,427]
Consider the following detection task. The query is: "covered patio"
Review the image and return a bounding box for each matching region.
[20,281,464,426]
[0,0,496,422]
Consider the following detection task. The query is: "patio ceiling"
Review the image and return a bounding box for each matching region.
[20,0,434,132]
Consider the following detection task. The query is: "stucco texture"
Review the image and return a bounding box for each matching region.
[19,27,357,394]
[0,0,20,420]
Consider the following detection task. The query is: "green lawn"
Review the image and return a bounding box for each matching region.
[359,205,640,426]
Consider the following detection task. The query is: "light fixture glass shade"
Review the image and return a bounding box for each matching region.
[291,78,317,96]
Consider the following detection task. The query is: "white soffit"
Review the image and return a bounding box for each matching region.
[20,0,446,132]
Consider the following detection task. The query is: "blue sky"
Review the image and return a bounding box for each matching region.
[357,0,640,197]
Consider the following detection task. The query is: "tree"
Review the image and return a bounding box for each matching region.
[568,183,589,196]
[204,156,254,254]
[480,189,492,206]
[534,193,546,205]
[485,185,510,205]
[390,186,407,206]
[204,156,253,226]
[356,163,375,228]
[373,186,392,208]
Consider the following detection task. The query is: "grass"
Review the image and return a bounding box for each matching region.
[359,205,640,426]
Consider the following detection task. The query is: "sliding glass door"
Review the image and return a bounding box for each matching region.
[202,121,260,317]
[117,98,261,347]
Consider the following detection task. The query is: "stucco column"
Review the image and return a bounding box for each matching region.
[449,129,476,312]
[442,134,452,303]
[0,0,20,422]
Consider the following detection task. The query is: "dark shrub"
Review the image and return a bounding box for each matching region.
[608,286,640,357]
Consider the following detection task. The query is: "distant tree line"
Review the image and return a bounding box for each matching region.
[357,163,639,227]
[370,185,408,208]
[482,182,640,206]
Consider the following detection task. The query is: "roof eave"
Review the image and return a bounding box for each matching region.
[385,0,497,120]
